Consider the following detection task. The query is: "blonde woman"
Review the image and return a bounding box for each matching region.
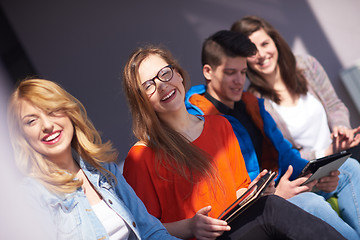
[7,78,178,240]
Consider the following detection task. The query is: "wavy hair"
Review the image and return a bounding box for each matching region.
[231,15,308,103]
[122,45,219,186]
[7,78,118,194]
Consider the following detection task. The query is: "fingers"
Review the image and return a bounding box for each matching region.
[316,170,340,193]
[193,206,230,239]
[249,169,269,188]
[197,205,212,216]
[282,165,293,180]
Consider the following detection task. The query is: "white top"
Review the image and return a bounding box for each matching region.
[92,200,130,240]
[270,92,332,158]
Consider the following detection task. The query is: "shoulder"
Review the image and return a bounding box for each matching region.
[203,115,235,134]
[296,54,321,70]
[18,177,61,208]
[126,144,154,162]
[123,144,155,176]
[203,114,229,125]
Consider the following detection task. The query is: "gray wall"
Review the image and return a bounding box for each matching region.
[2,0,360,165]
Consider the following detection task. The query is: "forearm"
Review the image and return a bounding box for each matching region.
[163,219,193,239]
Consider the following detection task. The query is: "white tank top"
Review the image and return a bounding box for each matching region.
[92,200,130,240]
[270,92,332,158]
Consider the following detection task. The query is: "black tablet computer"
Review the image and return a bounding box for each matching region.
[218,171,276,223]
[299,151,352,186]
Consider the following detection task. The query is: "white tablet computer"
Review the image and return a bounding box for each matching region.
[299,151,352,186]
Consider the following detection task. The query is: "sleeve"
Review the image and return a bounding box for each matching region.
[110,162,179,240]
[221,117,251,189]
[304,55,351,130]
[123,146,162,219]
[223,114,261,181]
[260,100,308,180]
[17,180,58,239]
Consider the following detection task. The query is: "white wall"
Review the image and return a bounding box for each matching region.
[2,0,359,164]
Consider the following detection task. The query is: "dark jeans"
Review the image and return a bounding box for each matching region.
[218,195,345,240]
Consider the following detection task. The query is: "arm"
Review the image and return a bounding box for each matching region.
[274,165,317,199]
[110,162,178,239]
[303,55,350,130]
[164,206,230,240]
[259,98,308,179]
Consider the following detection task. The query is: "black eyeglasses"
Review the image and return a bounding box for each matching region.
[141,65,174,95]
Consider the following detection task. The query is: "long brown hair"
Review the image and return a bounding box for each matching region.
[122,45,219,185]
[231,15,308,103]
[7,78,118,194]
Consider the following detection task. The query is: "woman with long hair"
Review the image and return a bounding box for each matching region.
[231,15,360,160]
[7,78,178,239]
[122,45,344,239]
[231,15,360,238]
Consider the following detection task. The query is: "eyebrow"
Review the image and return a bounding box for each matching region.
[21,114,37,121]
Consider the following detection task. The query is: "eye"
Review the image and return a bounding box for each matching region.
[224,70,236,76]
[159,68,172,80]
[241,69,247,75]
[142,80,154,90]
[261,41,269,47]
[48,109,64,117]
[24,117,37,126]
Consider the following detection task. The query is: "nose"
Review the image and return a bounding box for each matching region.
[154,78,167,92]
[257,48,266,59]
[233,73,246,85]
[41,116,54,133]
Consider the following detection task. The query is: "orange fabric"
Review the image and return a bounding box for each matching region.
[123,115,251,223]
[189,94,221,115]
[189,92,278,172]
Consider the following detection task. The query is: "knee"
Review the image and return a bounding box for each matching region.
[289,192,331,213]
[339,158,360,180]
[340,158,360,173]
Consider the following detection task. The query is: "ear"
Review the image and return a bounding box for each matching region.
[175,71,183,82]
[203,64,213,81]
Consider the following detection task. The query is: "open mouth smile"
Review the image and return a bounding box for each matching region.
[41,130,62,144]
[161,89,176,101]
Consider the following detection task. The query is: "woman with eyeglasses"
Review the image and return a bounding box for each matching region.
[122,45,345,239]
[7,78,179,240]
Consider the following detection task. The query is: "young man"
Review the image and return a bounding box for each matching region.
[185,30,360,239]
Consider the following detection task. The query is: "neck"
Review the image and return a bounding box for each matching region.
[262,64,283,89]
[158,105,203,142]
[48,148,80,174]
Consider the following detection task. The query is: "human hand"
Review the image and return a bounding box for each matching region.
[315,170,340,193]
[329,126,360,154]
[247,169,275,195]
[274,165,317,199]
[332,125,360,140]
[190,206,230,240]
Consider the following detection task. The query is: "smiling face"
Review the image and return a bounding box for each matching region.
[20,100,74,163]
[204,56,248,109]
[247,28,279,78]
[138,54,185,115]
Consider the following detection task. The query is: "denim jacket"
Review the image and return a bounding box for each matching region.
[21,154,178,240]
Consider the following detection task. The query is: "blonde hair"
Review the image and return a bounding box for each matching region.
[7,78,118,194]
[123,45,219,186]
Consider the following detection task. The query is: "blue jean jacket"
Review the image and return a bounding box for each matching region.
[21,154,178,240]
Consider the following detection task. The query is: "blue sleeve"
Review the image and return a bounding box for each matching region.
[185,84,206,116]
[108,163,179,240]
[259,99,308,180]
[223,115,260,181]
